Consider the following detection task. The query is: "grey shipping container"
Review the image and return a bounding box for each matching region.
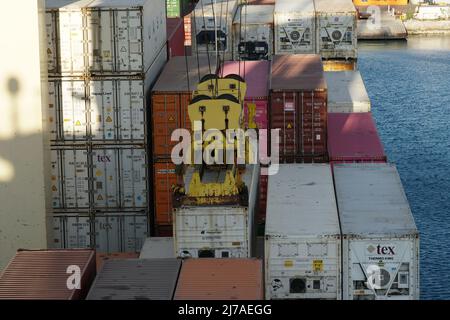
[265,164,341,300]
[52,212,149,253]
[334,164,420,300]
[86,259,181,300]
[139,237,175,259]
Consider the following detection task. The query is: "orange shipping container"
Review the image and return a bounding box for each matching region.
[353,0,408,6]
[154,162,177,226]
[151,56,217,161]
[323,59,357,72]
[174,258,264,300]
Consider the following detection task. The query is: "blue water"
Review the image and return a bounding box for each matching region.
[358,37,450,300]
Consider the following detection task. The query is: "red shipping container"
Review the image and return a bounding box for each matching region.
[154,162,177,226]
[270,55,328,163]
[167,18,186,58]
[328,112,387,164]
[0,249,96,300]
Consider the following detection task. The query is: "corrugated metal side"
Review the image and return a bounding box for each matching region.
[0,249,96,300]
[87,259,181,300]
[154,162,177,226]
[328,113,386,163]
[174,258,264,300]
[167,18,186,58]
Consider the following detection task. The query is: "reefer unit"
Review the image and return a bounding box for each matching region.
[325,71,370,113]
[0,249,96,300]
[334,164,420,300]
[270,55,328,163]
[173,165,260,259]
[87,259,181,300]
[314,0,357,60]
[191,0,238,59]
[328,113,387,164]
[232,5,274,60]
[274,0,316,55]
[139,237,175,259]
[265,164,341,300]
[174,258,264,300]
[52,212,149,253]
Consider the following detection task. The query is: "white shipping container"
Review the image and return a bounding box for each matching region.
[51,146,90,210]
[334,164,420,300]
[47,81,60,141]
[314,0,357,60]
[325,71,371,113]
[87,0,166,74]
[52,214,92,249]
[60,78,88,141]
[274,0,315,54]
[265,164,341,300]
[192,0,238,59]
[173,164,259,259]
[232,5,274,61]
[92,146,148,209]
[139,237,175,259]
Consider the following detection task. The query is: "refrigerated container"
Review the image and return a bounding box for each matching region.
[270,54,328,163]
[174,258,264,300]
[232,5,274,61]
[173,165,259,259]
[86,0,166,75]
[167,18,186,58]
[191,0,238,60]
[139,237,175,259]
[325,71,370,113]
[87,259,181,300]
[265,164,341,300]
[314,0,357,60]
[154,162,177,227]
[151,56,217,160]
[334,164,420,300]
[328,113,387,164]
[274,0,316,55]
[52,212,149,253]
[0,249,96,300]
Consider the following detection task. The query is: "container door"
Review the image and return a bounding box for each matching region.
[66,215,91,249]
[61,148,90,208]
[154,162,177,225]
[122,214,149,253]
[61,80,87,141]
[120,148,147,208]
[115,9,143,72]
[92,148,119,208]
[93,215,121,253]
[270,92,298,162]
[58,10,86,75]
[47,81,60,141]
[86,9,114,73]
[152,94,180,159]
[52,216,64,249]
[46,12,58,74]
[89,79,116,141]
[50,149,63,209]
[117,79,145,141]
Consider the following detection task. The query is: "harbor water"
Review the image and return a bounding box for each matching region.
[358,36,450,300]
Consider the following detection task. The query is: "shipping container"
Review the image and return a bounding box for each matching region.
[96,252,139,272]
[325,71,370,113]
[87,259,181,300]
[323,59,357,72]
[274,0,316,55]
[86,0,166,75]
[167,0,191,18]
[314,0,358,60]
[265,164,341,300]
[270,55,328,162]
[334,164,420,300]
[354,0,409,6]
[154,162,178,226]
[151,56,217,160]
[328,113,386,164]
[232,5,274,61]
[257,174,268,225]
[167,18,186,58]
[191,0,238,59]
[52,212,149,253]
[173,164,259,258]
[139,237,175,259]
[174,258,264,300]
[247,0,275,4]
[0,249,96,300]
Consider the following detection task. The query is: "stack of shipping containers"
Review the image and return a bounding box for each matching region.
[46,0,167,254]
[151,56,217,236]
